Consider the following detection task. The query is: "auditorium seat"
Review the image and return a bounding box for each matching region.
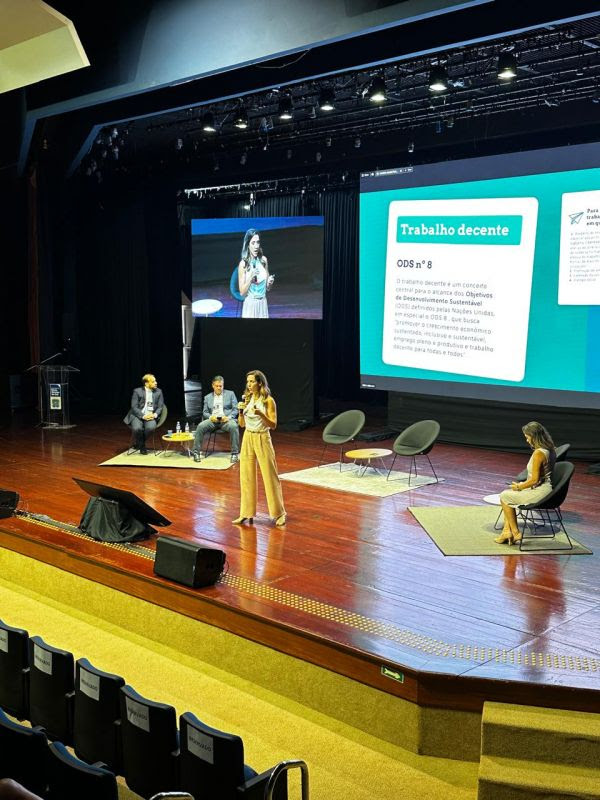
[0,707,48,797]
[46,741,118,800]
[28,635,75,744]
[179,711,288,800]
[0,619,29,719]
[120,684,180,798]
[73,657,125,772]
[319,409,366,469]
[387,419,440,485]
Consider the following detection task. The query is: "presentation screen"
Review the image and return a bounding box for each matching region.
[360,143,600,408]
[191,216,324,319]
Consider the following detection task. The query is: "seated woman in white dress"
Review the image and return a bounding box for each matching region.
[495,421,556,545]
[238,228,274,319]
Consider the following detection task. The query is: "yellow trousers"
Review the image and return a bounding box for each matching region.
[239,430,285,519]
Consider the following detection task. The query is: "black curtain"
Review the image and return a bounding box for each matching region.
[58,181,185,415]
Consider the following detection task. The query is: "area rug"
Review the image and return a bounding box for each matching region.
[409,505,592,556]
[279,462,441,497]
[99,451,234,470]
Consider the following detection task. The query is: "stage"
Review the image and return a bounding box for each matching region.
[1,414,599,750]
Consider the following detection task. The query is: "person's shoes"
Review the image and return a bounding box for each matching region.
[274,514,287,527]
[139,448,148,455]
[232,516,253,525]
[230,453,239,463]
[494,532,513,544]
[192,450,202,463]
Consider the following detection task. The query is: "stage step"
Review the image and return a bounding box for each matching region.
[478,702,600,800]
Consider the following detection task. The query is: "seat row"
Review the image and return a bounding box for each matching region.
[0,620,299,800]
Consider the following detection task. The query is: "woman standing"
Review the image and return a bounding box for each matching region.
[233,370,286,527]
[495,421,556,545]
[238,229,274,319]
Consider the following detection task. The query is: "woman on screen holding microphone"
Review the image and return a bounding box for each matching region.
[233,370,286,527]
[238,228,274,318]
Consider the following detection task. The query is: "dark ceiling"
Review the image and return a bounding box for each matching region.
[27,3,600,189]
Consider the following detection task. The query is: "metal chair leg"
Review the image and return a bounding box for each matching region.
[386,454,398,481]
[408,456,417,486]
[318,442,329,468]
[425,454,438,483]
[519,508,574,551]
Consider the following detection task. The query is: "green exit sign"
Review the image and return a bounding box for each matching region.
[381,665,404,683]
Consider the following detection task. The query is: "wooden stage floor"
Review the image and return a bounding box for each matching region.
[1,415,599,714]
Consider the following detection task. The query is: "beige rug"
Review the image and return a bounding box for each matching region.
[99,450,234,470]
[409,505,592,556]
[279,462,441,497]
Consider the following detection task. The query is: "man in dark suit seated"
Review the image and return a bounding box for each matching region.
[123,373,165,455]
[192,375,239,463]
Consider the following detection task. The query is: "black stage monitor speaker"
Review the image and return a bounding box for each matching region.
[154,535,226,588]
[0,490,19,519]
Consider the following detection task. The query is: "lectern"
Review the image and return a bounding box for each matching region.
[28,361,80,429]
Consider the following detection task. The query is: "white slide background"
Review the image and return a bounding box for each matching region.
[382,197,539,382]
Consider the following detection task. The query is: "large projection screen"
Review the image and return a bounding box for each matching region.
[359,143,600,409]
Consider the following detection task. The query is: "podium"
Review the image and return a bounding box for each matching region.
[28,362,80,429]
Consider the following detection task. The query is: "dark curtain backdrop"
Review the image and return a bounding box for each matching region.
[33,180,186,416]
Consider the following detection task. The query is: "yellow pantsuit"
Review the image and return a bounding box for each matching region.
[239,430,285,519]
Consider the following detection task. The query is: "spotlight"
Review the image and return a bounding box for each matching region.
[240,151,247,165]
[286,148,292,160]
[435,119,442,134]
[202,112,216,132]
[354,136,361,148]
[407,141,414,153]
[176,138,184,150]
[234,109,248,129]
[497,52,517,81]
[325,136,332,147]
[243,203,251,210]
[319,87,336,111]
[278,95,293,121]
[428,65,448,92]
[316,151,322,162]
[366,75,387,103]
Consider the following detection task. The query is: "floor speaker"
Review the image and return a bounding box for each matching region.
[0,490,19,519]
[154,535,226,588]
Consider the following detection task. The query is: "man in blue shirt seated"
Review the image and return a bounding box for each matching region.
[192,375,239,463]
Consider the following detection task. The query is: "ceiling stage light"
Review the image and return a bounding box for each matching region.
[234,110,248,129]
[428,65,448,92]
[319,87,336,111]
[202,112,216,132]
[278,95,294,120]
[366,76,387,103]
[497,52,517,81]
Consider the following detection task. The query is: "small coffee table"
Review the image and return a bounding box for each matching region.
[160,432,195,458]
[345,448,392,477]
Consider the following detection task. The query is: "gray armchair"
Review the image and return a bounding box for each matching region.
[319,410,366,471]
